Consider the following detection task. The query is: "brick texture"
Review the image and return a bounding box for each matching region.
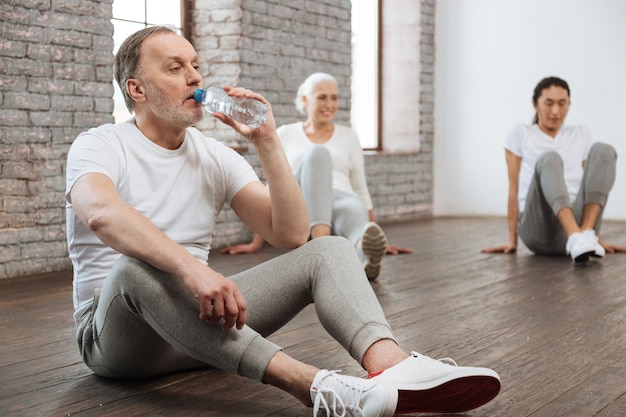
[0,0,114,278]
[0,0,435,279]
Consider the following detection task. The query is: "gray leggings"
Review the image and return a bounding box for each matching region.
[519,142,617,255]
[295,145,370,245]
[76,236,394,381]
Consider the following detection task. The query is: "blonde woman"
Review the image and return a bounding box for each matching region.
[223,73,412,280]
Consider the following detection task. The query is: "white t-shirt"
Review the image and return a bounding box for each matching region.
[277,122,373,210]
[504,123,593,212]
[66,120,258,322]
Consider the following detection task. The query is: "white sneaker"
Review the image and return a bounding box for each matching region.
[360,222,387,280]
[583,229,605,258]
[566,232,597,263]
[310,370,397,417]
[369,352,501,414]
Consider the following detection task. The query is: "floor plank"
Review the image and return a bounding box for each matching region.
[1,217,625,417]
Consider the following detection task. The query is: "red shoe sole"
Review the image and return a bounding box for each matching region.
[395,375,501,414]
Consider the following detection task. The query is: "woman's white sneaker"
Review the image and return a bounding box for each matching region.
[583,229,605,258]
[360,222,387,280]
[566,231,597,263]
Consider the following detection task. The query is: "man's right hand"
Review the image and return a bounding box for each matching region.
[181,262,248,331]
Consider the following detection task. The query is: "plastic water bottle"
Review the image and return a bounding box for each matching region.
[193,87,268,128]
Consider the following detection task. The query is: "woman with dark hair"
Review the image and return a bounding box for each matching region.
[482,76,625,262]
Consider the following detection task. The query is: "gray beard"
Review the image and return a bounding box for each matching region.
[144,83,203,126]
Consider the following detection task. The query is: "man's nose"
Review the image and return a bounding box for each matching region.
[189,67,202,85]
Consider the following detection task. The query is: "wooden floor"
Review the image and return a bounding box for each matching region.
[1,217,625,417]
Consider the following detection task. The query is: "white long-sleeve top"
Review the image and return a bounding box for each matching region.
[277,122,373,211]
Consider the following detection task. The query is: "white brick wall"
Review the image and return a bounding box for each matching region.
[207,0,436,248]
[0,0,435,278]
[0,0,114,278]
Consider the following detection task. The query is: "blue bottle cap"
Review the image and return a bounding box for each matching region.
[193,88,206,103]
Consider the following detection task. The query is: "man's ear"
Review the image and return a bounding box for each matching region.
[126,78,146,104]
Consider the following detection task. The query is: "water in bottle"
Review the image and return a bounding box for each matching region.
[193,87,267,128]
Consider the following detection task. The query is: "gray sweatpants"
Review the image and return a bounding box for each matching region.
[519,142,617,255]
[295,145,370,246]
[76,236,395,381]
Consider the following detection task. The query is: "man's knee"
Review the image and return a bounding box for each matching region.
[107,255,171,295]
[307,235,354,255]
[110,255,152,280]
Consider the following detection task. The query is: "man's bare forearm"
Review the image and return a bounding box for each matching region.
[254,136,309,246]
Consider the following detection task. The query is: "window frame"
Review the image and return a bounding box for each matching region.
[351,0,383,151]
[110,0,188,122]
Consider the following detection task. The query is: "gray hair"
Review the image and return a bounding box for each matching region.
[114,26,177,112]
[294,72,338,115]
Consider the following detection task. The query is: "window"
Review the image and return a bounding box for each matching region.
[111,0,183,122]
[351,0,380,149]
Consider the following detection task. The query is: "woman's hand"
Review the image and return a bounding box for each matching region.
[481,243,517,254]
[598,236,626,254]
[386,244,414,255]
[220,242,262,255]
[220,234,265,255]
